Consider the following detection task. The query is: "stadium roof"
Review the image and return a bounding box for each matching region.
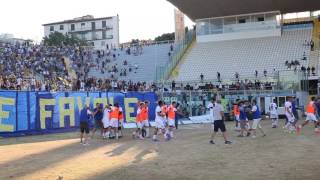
[167,0,320,20]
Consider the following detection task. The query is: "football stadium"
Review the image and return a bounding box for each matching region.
[1,0,320,179]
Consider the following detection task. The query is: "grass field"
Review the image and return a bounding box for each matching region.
[1,120,320,180]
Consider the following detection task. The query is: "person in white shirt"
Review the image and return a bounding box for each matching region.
[209,99,232,145]
[207,99,214,122]
[269,99,279,128]
[80,81,85,91]
[153,100,166,141]
[16,77,22,90]
[284,97,295,132]
[102,105,111,139]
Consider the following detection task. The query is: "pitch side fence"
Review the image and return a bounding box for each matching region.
[0,91,157,137]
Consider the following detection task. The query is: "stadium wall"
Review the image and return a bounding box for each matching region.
[197,28,281,42]
[0,91,157,137]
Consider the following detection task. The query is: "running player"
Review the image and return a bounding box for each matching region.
[153,100,167,141]
[250,100,266,138]
[284,97,296,133]
[297,97,319,133]
[167,101,177,139]
[269,99,278,128]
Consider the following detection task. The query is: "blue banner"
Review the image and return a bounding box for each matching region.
[0,91,157,137]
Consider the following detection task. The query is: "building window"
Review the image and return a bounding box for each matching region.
[257,17,265,22]
[102,21,106,28]
[71,24,75,31]
[102,31,106,39]
[91,22,95,30]
[81,23,85,27]
[101,41,105,46]
[80,32,86,40]
[50,26,54,31]
[60,25,64,30]
[238,19,246,24]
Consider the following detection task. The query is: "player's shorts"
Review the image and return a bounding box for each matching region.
[234,115,240,121]
[80,122,90,134]
[102,119,110,128]
[213,120,226,132]
[137,120,149,129]
[306,113,317,122]
[240,120,247,129]
[110,118,119,128]
[118,120,123,128]
[155,119,165,129]
[252,118,262,130]
[168,119,175,127]
[270,114,278,119]
[285,113,295,123]
[94,120,102,129]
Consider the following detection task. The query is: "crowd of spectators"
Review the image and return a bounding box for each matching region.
[169,79,275,92]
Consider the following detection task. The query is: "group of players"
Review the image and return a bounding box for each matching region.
[79,100,179,145]
[284,96,320,133]
[232,96,320,136]
[132,100,178,142]
[79,103,125,145]
[79,95,320,145]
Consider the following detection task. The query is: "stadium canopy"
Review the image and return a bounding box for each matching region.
[167,0,320,20]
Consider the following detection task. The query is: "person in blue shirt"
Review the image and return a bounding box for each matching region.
[238,101,250,137]
[91,103,103,138]
[250,100,266,138]
[80,105,92,145]
[291,98,299,125]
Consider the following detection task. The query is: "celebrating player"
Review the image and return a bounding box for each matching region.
[269,99,278,128]
[153,100,167,141]
[167,101,177,139]
[250,100,266,138]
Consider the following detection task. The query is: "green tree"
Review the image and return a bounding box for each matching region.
[154,32,175,42]
[43,32,87,46]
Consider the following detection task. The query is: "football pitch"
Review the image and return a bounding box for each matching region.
[1,120,320,180]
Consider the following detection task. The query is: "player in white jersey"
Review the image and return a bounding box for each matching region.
[269,99,279,128]
[153,100,167,141]
[284,97,295,132]
[102,105,111,139]
[207,99,214,121]
[207,99,214,129]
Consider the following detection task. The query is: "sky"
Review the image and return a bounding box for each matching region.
[0,0,194,43]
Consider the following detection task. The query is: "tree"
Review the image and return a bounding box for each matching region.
[154,32,175,42]
[43,32,87,46]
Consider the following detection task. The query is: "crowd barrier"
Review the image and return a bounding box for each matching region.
[0,91,157,137]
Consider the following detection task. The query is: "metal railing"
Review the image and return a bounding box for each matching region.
[156,70,308,92]
[156,30,196,82]
[158,89,297,117]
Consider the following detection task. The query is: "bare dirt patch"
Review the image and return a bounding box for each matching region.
[1,120,320,180]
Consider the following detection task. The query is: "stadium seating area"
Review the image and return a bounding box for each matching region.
[173,25,313,82]
[87,43,173,82]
